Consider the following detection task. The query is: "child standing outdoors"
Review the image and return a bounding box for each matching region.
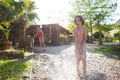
[74,15,87,77]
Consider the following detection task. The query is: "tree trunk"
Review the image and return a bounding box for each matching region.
[98,19,103,45]
[90,19,93,43]
[119,39,120,44]
[0,41,12,50]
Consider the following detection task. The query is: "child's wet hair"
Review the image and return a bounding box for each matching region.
[74,16,84,25]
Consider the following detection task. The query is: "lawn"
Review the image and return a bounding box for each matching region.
[0,52,31,80]
[95,45,120,59]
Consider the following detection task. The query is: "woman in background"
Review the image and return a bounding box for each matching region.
[37,27,45,47]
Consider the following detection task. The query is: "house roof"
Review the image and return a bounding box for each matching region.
[42,24,70,34]
[29,24,71,34]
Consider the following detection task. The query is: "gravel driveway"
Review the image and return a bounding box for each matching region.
[29,44,120,80]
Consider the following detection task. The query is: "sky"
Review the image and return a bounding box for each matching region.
[110,0,120,23]
[34,0,120,27]
[34,0,71,27]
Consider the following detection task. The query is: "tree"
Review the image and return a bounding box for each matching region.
[0,0,23,41]
[69,0,117,45]
[0,0,38,42]
[93,32,104,40]
[69,0,96,43]
[0,0,39,49]
[115,19,120,29]
[66,22,75,34]
[114,31,120,44]
[91,0,117,45]
[19,0,39,28]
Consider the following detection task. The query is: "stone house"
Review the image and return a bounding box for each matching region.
[0,23,70,49]
[31,24,70,46]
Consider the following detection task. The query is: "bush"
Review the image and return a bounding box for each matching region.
[95,46,120,59]
[0,50,24,60]
[114,31,120,43]
[104,37,113,42]
[93,32,104,39]
[0,60,29,80]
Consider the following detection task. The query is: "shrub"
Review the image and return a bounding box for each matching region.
[93,32,104,39]
[114,31,120,43]
[0,50,24,60]
[95,46,120,59]
[0,60,29,80]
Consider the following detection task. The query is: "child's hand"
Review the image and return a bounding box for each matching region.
[79,48,83,53]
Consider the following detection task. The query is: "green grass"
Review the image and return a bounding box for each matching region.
[0,52,30,80]
[114,40,119,42]
[95,46,120,59]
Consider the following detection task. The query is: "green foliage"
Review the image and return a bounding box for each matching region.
[115,19,120,28]
[69,0,117,45]
[93,32,104,39]
[0,25,11,41]
[67,21,91,34]
[104,34,113,42]
[69,0,117,31]
[0,60,29,80]
[91,0,117,24]
[95,46,120,59]
[0,50,25,59]
[114,31,120,43]
[66,22,75,34]
[101,24,115,32]
[19,0,39,28]
[0,0,39,42]
[69,0,117,21]
[0,0,24,24]
[84,22,91,32]
[0,0,21,41]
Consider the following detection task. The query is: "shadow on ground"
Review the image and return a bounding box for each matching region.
[87,43,120,60]
[34,44,72,55]
[81,72,107,80]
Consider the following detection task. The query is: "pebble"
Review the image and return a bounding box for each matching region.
[28,44,120,80]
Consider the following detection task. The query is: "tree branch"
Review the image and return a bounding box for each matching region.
[1,24,7,29]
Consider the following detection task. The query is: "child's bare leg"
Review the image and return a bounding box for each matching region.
[82,58,87,76]
[42,41,45,47]
[76,59,81,76]
[42,38,45,47]
[39,40,42,47]
[40,43,42,47]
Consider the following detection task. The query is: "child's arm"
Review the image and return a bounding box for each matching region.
[81,28,87,50]
[33,27,39,38]
[74,29,79,50]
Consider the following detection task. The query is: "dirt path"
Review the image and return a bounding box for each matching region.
[29,44,120,80]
